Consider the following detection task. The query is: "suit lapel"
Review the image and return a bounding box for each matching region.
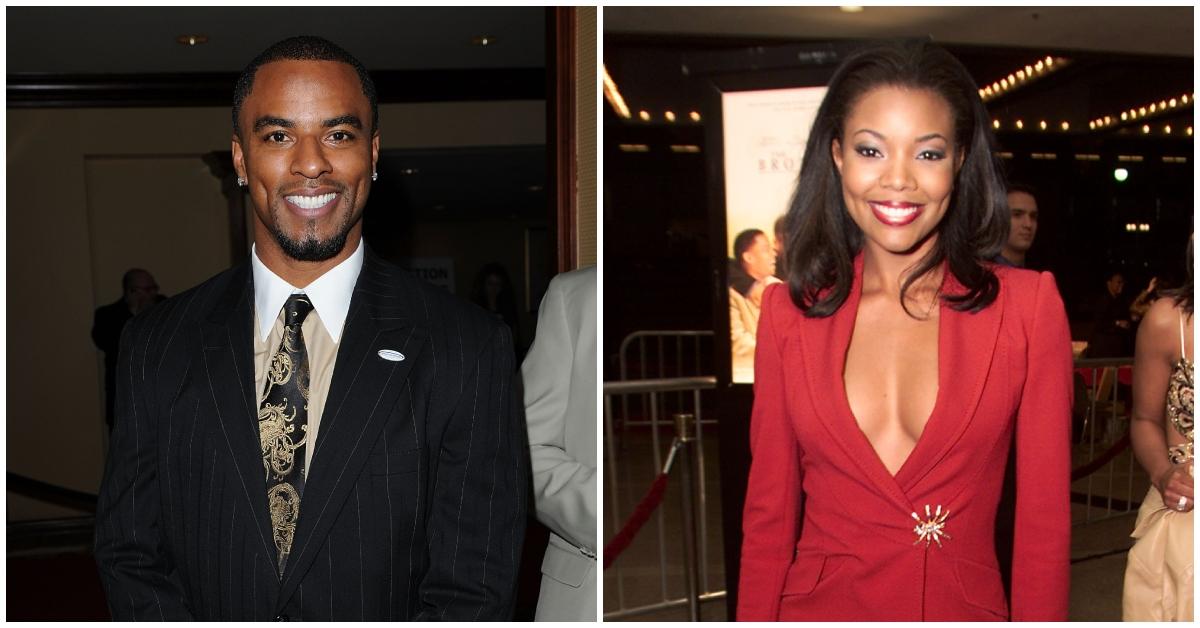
[797,255,915,514]
[277,253,427,606]
[199,264,280,566]
[894,273,1003,491]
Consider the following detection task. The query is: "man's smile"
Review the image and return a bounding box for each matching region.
[285,192,339,210]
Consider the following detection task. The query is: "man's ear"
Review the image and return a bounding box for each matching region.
[232,134,247,182]
[831,137,843,175]
[371,131,380,176]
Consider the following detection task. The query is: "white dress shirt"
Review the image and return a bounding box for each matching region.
[251,238,364,473]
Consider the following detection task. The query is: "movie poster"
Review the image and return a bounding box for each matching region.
[722,86,827,383]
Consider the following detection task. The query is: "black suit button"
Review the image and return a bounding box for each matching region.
[275,614,289,621]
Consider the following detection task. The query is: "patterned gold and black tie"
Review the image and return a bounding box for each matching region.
[258,294,314,574]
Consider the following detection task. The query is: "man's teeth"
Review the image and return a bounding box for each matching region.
[286,193,337,209]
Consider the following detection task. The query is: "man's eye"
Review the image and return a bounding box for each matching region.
[329,131,353,142]
[267,131,288,143]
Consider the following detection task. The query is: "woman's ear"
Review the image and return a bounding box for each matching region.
[831,137,844,175]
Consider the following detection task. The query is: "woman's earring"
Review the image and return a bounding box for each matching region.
[236,177,246,187]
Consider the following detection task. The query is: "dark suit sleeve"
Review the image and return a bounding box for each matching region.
[92,303,122,354]
[94,311,194,620]
[1010,271,1072,620]
[415,322,528,620]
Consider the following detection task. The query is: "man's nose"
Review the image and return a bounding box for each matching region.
[291,137,333,179]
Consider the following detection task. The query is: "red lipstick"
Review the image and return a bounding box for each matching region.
[868,201,923,227]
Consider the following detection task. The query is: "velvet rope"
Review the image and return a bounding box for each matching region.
[1070,433,1132,481]
[603,472,670,570]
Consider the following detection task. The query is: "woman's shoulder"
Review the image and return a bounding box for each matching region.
[990,263,1063,303]
[992,263,1047,291]
[1142,295,1186,335]
[763,281,802,319]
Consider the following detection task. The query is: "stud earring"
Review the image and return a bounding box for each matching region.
[236,177,246,187]
[371,172,378,182]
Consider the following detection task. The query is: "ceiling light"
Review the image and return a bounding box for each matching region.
[1039,120,1047,130]
[993,119,1000,129]
[176,34,209,46]
[1165,125,1172,134]
[602,65,632,119]
[689,111,701,122]
[1142,125,1150,134]
[840,6,864,12]
[1061,121,1069,131]
[1015,120,1024,130]
[664,111,676,123]
[1114,168,1129,182]
[471,35,496,46]
[638,110,650,122]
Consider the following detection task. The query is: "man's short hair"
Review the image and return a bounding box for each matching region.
[232,35,378,138]
[1006,182,1038,201]
[733,228,765,260]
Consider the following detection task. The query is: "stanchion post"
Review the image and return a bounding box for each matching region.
[674,412,702,621]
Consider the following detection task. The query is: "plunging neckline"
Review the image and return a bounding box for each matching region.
[838,262,949,482]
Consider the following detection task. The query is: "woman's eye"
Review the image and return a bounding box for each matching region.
[855,146,881,158]
[918,150,946,160]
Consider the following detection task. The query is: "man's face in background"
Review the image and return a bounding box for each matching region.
[1005,190,1039,255]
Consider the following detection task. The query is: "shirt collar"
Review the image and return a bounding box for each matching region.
[251,238,364,343]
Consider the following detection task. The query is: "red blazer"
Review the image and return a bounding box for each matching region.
[738,258,1072,621]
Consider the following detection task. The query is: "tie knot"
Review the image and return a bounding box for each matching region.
[283,294,314,327]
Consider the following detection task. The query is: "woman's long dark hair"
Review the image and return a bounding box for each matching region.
[784,40,1009,317]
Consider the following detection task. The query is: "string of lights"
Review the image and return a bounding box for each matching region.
[979,56,1067,102]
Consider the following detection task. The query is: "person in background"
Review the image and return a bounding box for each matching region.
[91,268,164,431]
[522,266,597,621]
[1086,270,1133,357]
[1124,235,1193,621]
[996,183,1038,268]
[471,262,522,355]
[729,228,781,370]
[773,215,789,280]
[1129,276,1160,324]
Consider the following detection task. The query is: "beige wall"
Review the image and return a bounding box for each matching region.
[575,7,598,269]
[6,100,545,521]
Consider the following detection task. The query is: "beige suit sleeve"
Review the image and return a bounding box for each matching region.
[522,272,596,552]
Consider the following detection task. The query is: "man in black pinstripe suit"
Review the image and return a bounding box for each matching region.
[94,36,528,620]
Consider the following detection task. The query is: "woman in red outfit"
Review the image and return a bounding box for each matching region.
[738,42,1072,621]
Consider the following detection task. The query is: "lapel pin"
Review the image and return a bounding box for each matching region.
[377,349,405,362]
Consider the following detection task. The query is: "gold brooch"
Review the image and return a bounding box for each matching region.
[911,504,951,547]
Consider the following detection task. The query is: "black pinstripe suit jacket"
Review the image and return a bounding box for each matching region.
[94,250,528,620]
